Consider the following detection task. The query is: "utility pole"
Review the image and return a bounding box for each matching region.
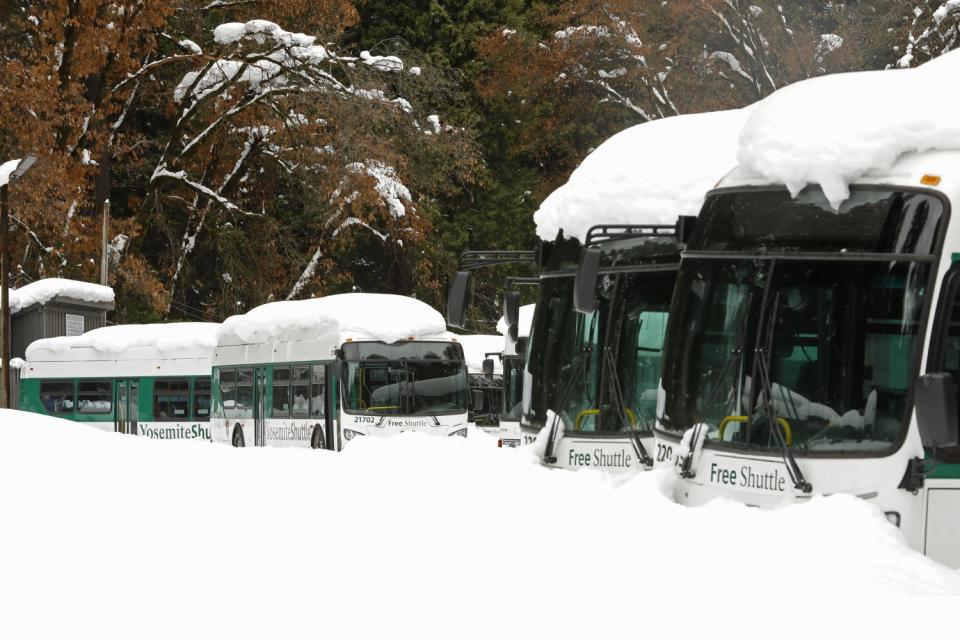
[1,182,9,408]
[100,199,110,286]
[1,155,37,408]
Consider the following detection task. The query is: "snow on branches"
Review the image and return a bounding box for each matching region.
[895,1,960,67]
[149,18,477,309]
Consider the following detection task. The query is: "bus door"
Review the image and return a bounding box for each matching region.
[325,363,338,450]
[115,379,139,435]
[254,366,268,446]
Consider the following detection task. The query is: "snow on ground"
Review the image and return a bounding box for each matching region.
[1,409,957,640]
[217,293,447,346]
[533,109,750,242]
[10,277,114,314]
[738,49,960,208]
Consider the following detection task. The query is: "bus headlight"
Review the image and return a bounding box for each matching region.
[344,429,365,441]
[448,428,468,438]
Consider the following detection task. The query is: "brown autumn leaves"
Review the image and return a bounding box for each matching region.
[0,1,956,322]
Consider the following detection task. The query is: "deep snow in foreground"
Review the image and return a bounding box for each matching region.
[1,410,958,639]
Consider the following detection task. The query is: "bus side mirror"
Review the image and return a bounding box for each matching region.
[504,291,521,341]
[447,271,472,329]
[574,248,601,314]
[482,358,495,380]
[676,215,697,245]
[915,372,960,448]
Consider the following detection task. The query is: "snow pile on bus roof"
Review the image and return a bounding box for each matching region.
[2,409,959,639]
[10,278,114,314]
[534,109,750,242]
[496,303,535,339]
[218,293,447,345]
[738,49,960,209]
[25,323,220,361]
[457,334,504,374]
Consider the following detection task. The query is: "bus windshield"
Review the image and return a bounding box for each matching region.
[660,187,943,454]
[611,270,675,433]
[526,276,604,430]
[342,341,467,415]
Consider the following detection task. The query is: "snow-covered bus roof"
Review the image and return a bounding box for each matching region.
[456,335,505,374]
[10,278,114,315]
[25,323,220,363]
[733,49,960,208]
[496,304,534,340]
[534,109,750,242]
[216,293,448,347]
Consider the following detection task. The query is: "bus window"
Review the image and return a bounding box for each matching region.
[292,365,310,418]
[311,365,325,418]
[40,381,74,414]
[236,368,254,419]
[272,366,291,418]
[220,368,237,418]
[155,379,189,420]
[77,380,112,414]
[194,377,211,421]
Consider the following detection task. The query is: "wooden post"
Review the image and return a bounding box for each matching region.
[100,199,110,286]
[1,183,9,409]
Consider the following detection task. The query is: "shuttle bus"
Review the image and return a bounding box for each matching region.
[18,323,218,439]
[210,293,469,449]
[525,226,687,471]
[499,303,534,447]
[656,56,960,567]
[458,333,505,437]
[520,109,748,471]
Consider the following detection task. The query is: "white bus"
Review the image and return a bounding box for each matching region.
[499,303,534,447]
[522,109,748,472]
[458,333,505,437]
[656,54,960,567]
[210,293,469,449]
[19,323,219,439]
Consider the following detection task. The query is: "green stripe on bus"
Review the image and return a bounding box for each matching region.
[926,458,960,480]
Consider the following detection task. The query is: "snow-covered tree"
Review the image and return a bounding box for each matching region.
[148,17,481,314]
[0,0,174,308]
[893,0,960,66]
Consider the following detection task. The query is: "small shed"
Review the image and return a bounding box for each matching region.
[10,278,115,360]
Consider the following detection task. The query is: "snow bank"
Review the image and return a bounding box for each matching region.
[10,278,114,315]
[218,293,447,346]
[457,334,504,373]
[0,409,957,640]
[534,109,750,242]
[496,303,535,339]
[738,49,960,208]
[25,323,220,361]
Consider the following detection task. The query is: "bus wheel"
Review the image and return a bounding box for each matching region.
[232,426,245,448]
[310,425,325,450]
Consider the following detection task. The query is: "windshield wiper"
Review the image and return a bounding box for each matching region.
[602,345,653,466]
[542,347,591,464]
[753,289,813,494]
